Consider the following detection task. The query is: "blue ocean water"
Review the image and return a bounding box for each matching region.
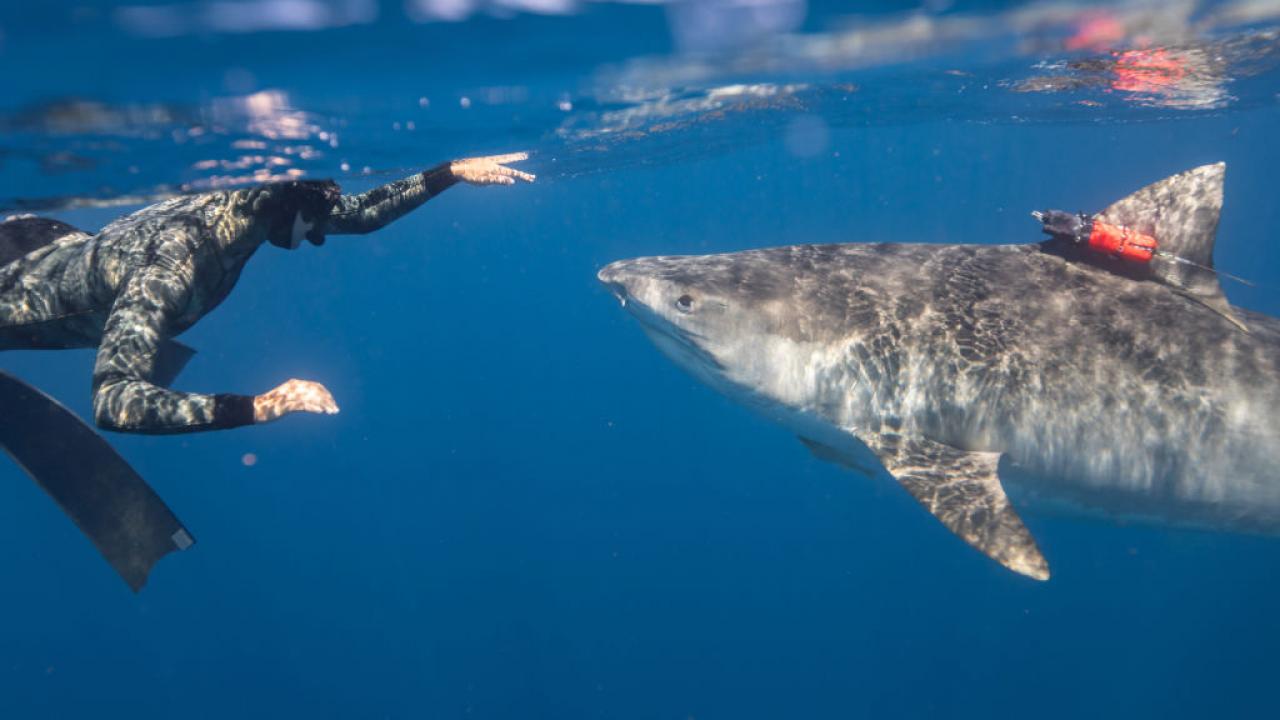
[3,1,1280,717]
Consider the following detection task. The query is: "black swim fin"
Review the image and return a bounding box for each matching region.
[0,371,194,591]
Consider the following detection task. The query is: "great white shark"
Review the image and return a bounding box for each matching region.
[597,163,1280,580]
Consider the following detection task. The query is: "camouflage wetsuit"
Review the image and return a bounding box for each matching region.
[0,164,458,434]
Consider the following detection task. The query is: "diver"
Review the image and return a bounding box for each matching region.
[0,152,533,590]
[0,152,533,432]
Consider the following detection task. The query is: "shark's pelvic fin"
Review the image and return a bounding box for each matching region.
[1098,162,1245,331]
[863,433,1050,581]
[797,436,877,478]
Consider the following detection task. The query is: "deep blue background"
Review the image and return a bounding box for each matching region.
[2,2,1280,718]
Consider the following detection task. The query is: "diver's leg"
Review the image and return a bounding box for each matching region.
[0,370,195,591]
[0,268,78,342]
[0,217,93,341]
[0,215,88,267]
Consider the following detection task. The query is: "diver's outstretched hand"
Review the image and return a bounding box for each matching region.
[254,379,339,424]
[450,152,536,186]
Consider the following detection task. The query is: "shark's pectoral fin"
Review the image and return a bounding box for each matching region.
[865,433,1050,581]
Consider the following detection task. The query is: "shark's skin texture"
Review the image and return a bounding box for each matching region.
[0,165,460,434]
[598,163,1279,579]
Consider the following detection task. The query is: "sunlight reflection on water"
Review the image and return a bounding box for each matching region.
[1,0,1278,210]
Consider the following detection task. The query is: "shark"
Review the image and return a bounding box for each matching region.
[597,163,1280,580]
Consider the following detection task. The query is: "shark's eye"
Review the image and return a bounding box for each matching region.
[675,294,694,313]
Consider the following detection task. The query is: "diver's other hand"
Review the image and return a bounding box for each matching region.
[253,379,340,424]
[449,152,536,186]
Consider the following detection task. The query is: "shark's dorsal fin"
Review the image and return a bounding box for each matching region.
[862,432,1049,580]
[1100,162,1224,269]
[1097,162,1245,331]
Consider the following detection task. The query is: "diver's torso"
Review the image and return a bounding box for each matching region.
[0,190,260,350]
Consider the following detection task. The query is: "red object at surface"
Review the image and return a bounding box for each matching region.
[1065,11,1125,51]
[1088,220,1157,263]
[1112,48,1187,94]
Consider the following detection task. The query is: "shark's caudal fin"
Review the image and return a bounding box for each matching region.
[1097,162,1244,330]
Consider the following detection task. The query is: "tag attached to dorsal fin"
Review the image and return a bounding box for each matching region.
[1100,162,1223,268]
[861,432,1050,580]
[1098,162,1245,331]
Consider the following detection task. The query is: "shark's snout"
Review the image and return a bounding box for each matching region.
[597,261,633,305]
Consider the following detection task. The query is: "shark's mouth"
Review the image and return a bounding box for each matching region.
[622,299,725,376]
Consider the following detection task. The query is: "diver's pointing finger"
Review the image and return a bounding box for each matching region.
[485,152,529,164]
[301,384,335,411]
[309,385,339,413]
[497,166,536,182]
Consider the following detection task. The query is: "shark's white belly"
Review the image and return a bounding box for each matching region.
[637,286,1280,538]
[744,338,1280,536]
[996,420,1280,535]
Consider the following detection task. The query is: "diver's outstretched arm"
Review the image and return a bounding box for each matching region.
[91,265,249,433]
[92,264,338,434]
[326,152,534,236]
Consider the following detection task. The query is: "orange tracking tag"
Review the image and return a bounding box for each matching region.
[1088,220,1157,263]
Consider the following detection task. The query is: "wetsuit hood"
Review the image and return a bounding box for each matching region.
[252,179,341,249]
